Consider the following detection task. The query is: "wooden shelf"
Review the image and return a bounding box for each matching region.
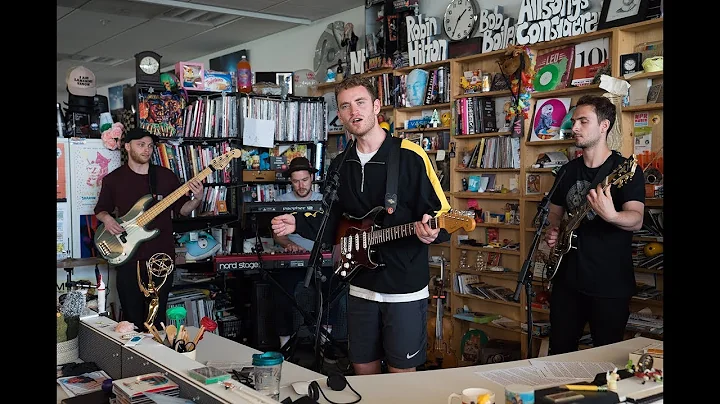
[622,103,664,112]
[454,292,521,308]
[57,257,107,269]
[645,198,663,207]
[452,191,521,200]
[396,126,451,133]
[455,90,512,99]
[455,168,520,173]
[525,139,576,146]
[471,222,520,230]
[394,59,450,74]
[396,102,451,113]
[623,71,663,81]
[532,84,602,98]
[453,131,512,139]
[525,168,554,173]
[458,245,521,256]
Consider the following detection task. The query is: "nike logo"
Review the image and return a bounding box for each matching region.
[406,349,421,359]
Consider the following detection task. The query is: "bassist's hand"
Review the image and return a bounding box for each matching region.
[545,226,559,248]
[102,217,125,235]
[416,214,440,244]
[271,214,296,237]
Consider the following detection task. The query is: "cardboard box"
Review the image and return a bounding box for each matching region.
[242,170,276,182]
[175,61,205,90]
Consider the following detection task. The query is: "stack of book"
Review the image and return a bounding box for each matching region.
[112,372,180,404]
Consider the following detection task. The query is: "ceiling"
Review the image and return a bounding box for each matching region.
[57,0,361,99]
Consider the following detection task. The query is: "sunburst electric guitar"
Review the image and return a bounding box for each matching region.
[334,206,476,279]
[544,155,638,281]
[94,149,242,266]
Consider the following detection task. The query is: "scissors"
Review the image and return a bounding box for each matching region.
[173,339,196,353]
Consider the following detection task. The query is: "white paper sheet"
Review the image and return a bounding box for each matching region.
[243,117,276,148]
[474,361,617,388]
[530,360,617,379]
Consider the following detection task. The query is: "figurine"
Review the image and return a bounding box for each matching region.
[326,68,336,83]
[429,109,441,128]
[606,368,620,392]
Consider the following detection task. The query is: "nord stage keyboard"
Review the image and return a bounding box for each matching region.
[244,201,323,214]
[214,252,333,272]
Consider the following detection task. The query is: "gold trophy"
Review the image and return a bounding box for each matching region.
[137,253,175,332]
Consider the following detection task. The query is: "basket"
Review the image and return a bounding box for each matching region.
[57,337,79,365]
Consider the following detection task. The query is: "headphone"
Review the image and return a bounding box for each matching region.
[293,373,362,404]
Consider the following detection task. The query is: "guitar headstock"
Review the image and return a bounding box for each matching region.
[439,210,477,233]
[609,154,638,188]
[210,149,242,170]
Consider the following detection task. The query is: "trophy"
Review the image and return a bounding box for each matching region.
[137,252,175,331]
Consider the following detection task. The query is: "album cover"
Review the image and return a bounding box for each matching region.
[534,46,575,92]
[528,98,572,142]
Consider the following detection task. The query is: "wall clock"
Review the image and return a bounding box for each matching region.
[135,51,162,86]
[443,0,479,42]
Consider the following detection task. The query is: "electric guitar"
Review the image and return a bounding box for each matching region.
[334,206,476,279]
[94,149,242,266]
[544,155,638,281]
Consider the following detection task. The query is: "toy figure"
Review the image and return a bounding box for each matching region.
[606,368,620,392]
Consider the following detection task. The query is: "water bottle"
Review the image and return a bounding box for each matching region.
[251,351,283,400]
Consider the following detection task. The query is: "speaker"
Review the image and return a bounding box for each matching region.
[251,281,276,351]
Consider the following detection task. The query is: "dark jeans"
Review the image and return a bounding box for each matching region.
[549,282,631,355]
[116,259,172,331]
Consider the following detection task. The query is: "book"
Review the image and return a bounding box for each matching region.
[57,370,111,397]
[628,342,663,370]
[112,372,180,403]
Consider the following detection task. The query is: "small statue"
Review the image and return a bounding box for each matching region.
[138,253,175,331]
[429,109,441,128]
[336,59,345,82]
[458,250,469,269]
[326,68,336,83]
[475,252,486,271]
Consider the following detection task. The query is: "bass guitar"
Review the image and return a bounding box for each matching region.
[94,149,242,266]
[426,252,458,369]
[544,154,638,281]
[334,206,476,279]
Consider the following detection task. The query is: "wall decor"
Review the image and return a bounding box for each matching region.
[598,0,650,30]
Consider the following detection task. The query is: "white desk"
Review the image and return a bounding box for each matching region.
[310,337,660,404]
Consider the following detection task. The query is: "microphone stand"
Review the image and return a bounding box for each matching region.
[304,137,355,372]
[513,169,565,359]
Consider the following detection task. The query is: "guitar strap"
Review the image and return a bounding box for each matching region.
[384,137,400,215]
[148,163,158,203]
[588,150,622,190]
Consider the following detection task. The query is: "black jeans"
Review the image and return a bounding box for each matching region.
[549,282,631,355]
[116,259,173,331]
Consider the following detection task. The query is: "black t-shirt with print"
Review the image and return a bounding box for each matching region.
[549,153,645,298]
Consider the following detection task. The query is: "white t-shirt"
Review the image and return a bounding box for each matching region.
[356,149,378,166]
[276,190,322,251]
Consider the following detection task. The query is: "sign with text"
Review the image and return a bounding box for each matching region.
[479,6,516,52]
[515,0,599,45]
[406,14,448,66]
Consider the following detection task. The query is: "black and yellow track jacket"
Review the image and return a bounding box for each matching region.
[295,134,451,294]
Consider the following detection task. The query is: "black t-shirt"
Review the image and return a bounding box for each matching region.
[549,152,645,298]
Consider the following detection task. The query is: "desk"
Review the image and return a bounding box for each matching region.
[311,337,660,404]
[61,317,659,403]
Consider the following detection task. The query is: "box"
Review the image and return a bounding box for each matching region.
[242,170,276,182]
[175,61,205,90]
[629,342,663,370]
[203,70,232,92]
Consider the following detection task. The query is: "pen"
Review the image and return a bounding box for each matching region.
[562,385,608,392]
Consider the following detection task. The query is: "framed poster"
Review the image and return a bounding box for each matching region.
[598,0,650,30]
[528,98,572,142]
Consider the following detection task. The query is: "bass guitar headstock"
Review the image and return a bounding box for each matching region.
[608,154,638,189]
[439,210,477,233]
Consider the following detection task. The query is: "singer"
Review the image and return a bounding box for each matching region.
[271,76,450,375]
[544,95,645,354]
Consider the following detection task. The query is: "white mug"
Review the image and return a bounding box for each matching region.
[448,387,496,404]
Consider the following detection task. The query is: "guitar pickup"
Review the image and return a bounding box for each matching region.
[119,231,128,243]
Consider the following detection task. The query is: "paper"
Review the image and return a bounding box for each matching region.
[599,74,631,96]
[529,360,617,379]
[436,150,446,160]
[475,361,617,388]
[243,117,276,148]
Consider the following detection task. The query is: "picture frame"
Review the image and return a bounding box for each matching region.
[275,72,293,94]
[527,97,572,142]
[598,0,650,30]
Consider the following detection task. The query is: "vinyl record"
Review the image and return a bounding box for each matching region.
[533,63,561,92]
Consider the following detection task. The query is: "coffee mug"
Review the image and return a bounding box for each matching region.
[448,387,496,404]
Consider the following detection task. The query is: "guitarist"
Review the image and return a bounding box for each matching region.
[271,75,451,375]
[544,95,645,355]
[94,128,204,330]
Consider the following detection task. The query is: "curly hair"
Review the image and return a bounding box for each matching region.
[576,95,616,135]
[334,75,378,106]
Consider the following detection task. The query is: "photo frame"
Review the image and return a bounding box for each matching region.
[598,0,650,30]
[275,72,293,94]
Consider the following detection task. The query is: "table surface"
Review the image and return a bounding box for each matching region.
[59,316,661,403]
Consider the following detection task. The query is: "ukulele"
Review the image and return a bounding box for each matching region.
[426,252,458,369]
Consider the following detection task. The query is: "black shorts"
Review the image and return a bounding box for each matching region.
[347,295,427,369]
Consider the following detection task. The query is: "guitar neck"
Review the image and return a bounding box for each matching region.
[137,168,212,227]
[368,217,439,246]
[568,181,612,230]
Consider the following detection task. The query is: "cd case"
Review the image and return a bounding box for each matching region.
[187,366,231,384]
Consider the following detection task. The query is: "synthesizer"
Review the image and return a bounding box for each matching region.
[244,201,323,214]
[214,252,333,272]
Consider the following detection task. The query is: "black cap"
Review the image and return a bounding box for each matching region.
[123,127,159,144]
[283,156,318,178]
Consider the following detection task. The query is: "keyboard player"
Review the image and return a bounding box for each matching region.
[272,157,331,349]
